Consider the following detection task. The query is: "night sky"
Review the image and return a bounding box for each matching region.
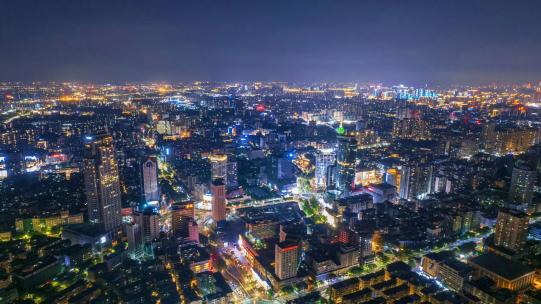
[1,0,540,85]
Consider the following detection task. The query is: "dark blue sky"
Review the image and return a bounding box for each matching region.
[1,0,540,85]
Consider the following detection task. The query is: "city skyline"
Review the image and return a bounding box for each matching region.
[0,79,540,303]
[1,2,541,303]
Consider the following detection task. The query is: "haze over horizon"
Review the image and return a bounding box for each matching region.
[1,0,540,85]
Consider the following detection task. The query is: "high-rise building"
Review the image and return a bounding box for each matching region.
[211,178,227,222]
[399,161,433,201]
[392,118,430,140]
[83,134,122,232]
[226,155,238,189]
[171,201,195,237]
[336,125,357,196]
[358,232,374,260]
[188,219,200,243]
[141,156,159,202]
[315,149,336,189]
[494,208,529,253]
[509,163,536,207]
[209,154,228,185]
[392,104,430,140]
[134,209,160,243]
[326,164,337,189]
[525,144,541,172]
[385,168,400,190]
[274,241,300,280]
[126,222,143,256]
[482,123,540,155]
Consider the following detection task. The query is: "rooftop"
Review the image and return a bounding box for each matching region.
[330,277,359,290]
[469,252,534,280]
[423,250,455,262]
[442,258,472,274]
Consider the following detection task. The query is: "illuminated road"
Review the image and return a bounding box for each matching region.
[217,246,270,302]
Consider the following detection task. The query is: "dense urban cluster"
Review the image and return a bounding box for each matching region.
[0,82,540,303]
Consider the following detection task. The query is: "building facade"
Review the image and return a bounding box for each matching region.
[211,179,227,222]
[141,156,159,202]
[494,208,529,253]
[83,134,122,232]
[275,241,300,280]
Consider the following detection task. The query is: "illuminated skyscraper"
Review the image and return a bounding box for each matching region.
[211,178,227,222]
[494,208,529,253]
[226,155,238,189]
[141,156,159,202]
[126,222,143,256]
[83,134,122,231]
[209,153,228,185]
[509,163,536,207]
[399,161,433,201]
[335,125,357,195]
[171,200,195,238]
[315,149,336,189]
[134,209,160,243]
[274,241,300,280]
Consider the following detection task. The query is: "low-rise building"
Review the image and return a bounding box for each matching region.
[437,258,472,291]
[329,277,361,303]
[468,252,535,291]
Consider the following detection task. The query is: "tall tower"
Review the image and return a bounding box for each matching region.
[494,208,529,253]
[399,161,433,201]
[335,124,357,196]
[275,241,300,280]
[171,201,195,238]
[134,209,160,243]
[209,154,228,185]
[83,134,122,231]
[126,222,143,256]
[509,163,536,207]
[226,155,238,189]
[211,178,227,222]
[315,149,336,189]
[141,156,159,202]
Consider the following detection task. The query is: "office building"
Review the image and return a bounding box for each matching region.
[126,222,143,256]
[83,134,122,232]
[336,125,357,196]
[134,209,160,243]
[226,155,238,189]
[141,156,159,202]
[209,154,228,185]
[211,178,227,222]
[315,149,336,189]
[171,201,195,238]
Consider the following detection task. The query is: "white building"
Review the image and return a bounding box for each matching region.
[142,156,159,202]
[315,149,336,189]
